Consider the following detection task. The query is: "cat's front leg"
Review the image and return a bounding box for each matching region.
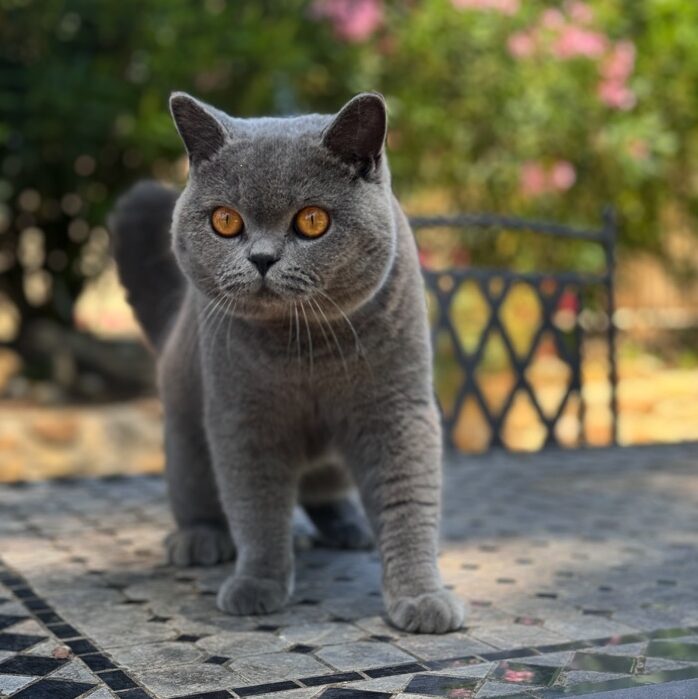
[347,400,466,633]
[207,419,297,615]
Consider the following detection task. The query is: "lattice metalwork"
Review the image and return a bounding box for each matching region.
[411,210,618,451]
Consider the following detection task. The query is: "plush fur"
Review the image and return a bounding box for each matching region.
[110,92,465,633]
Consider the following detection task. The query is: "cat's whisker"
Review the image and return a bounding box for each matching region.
[286,303,294,364]
[307,297,335,367]
[293,302,301,370]
[300,300,313,378]
[309,296,348,378]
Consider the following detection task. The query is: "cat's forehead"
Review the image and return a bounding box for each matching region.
[193,115,349,217]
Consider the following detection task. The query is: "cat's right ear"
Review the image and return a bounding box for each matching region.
[169,92,226,165]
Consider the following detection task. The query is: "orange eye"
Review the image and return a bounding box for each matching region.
[294,206,330,239]
[211,207,243,237]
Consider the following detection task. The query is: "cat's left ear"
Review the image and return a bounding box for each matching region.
[169,92,227,165]
[322,93,387,176]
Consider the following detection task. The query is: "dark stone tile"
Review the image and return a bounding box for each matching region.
[0,613,28,630]
[117,690,153,699]
[319,689,391,699]
[648,627,695,639]
[364,662,428,678]
[0,654,67,675]
[290,644,316,654]
[173,692,233,699]
[66,638,99,655]
[300,671,364,686]
[47,624,82,640]
[98,669,138,690]
[234,680,300,696]
[645,640,698,661]
[404,674,479,697]
[82,652,117,671]
[35,611,61,624]
[492,660,561,686]
[255,624,280,632]
[11,678,96,699]
[24,599,51,612]
[479,647,538,661]
[175,634,203,643]
[569,652,636,674]
[204,655,230,665]
[424,656,481,671]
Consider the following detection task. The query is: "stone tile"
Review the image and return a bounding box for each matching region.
[0,673,35,695]
[279,622,365,646]
[197,630,288,657]
[397,633,493,661]
[469,624,566,649]
[52,659,100,683]
[476,680,537,696]
[137,663,233,698]
[108,641,206,669]
[314,641,415,671]
[226,651,330,685]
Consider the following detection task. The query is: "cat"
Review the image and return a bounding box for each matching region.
[110,92,465,633]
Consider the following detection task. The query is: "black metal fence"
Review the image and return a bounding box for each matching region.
[411,209,618,451]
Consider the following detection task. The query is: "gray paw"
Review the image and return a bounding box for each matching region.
[217,575,290,615]
[387,589,466,634]
[165,525,235,567]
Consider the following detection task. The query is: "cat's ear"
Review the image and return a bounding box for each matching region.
[322,93,387,175]
[169,92,226,165]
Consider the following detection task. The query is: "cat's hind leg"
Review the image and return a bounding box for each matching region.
[300,462,373,550]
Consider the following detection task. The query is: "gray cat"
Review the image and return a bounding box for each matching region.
[111,92,465,633]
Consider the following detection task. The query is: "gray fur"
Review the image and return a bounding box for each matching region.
[111,92,465,633]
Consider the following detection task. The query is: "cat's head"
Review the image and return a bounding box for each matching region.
[169,92,396,323]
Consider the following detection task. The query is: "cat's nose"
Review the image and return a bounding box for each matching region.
[248,252,279,277]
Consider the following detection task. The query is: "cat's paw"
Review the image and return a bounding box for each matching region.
[217,575,290,615]
[387,589,466,634]
[165,525,235,567]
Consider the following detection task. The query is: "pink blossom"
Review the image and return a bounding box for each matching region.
[553,25,608,59]
[310,0,383,42]
[520,161,548,197]
[598,79,636,109]
[507,31,536,58]
[541,8,565,29]
[564,0,594,24]
[451,0,520,16]
[602,40,635,81]
[550,160,576,191]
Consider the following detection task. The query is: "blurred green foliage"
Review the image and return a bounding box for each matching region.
[0,0,696,348]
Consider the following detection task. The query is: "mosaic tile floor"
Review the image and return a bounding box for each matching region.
[0,443,697,699]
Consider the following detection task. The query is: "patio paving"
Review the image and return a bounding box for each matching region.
[0,442,696,699]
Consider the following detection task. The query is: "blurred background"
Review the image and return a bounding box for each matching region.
[0,0,696,481]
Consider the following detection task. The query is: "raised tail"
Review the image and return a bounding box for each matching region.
[109,180,185,352]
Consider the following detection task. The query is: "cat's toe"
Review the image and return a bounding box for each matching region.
[165,525,235,567]
[217,575,290,615]
[387,589,466,634]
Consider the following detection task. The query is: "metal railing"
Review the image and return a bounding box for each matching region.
[411,209,618,451]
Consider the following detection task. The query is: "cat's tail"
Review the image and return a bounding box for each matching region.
[109,180,185,352]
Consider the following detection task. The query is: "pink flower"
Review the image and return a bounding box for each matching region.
[550,160,576,191]
[541,8,565,29]
[520,161,548,197]
[564,0,594,24]
[310,0,383,42]
[602,40,635,81]
[520,160,577,197]
[507,31,536,58]
[451,0,519,16]
[598,79,636,109]
[553,25,608,59]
